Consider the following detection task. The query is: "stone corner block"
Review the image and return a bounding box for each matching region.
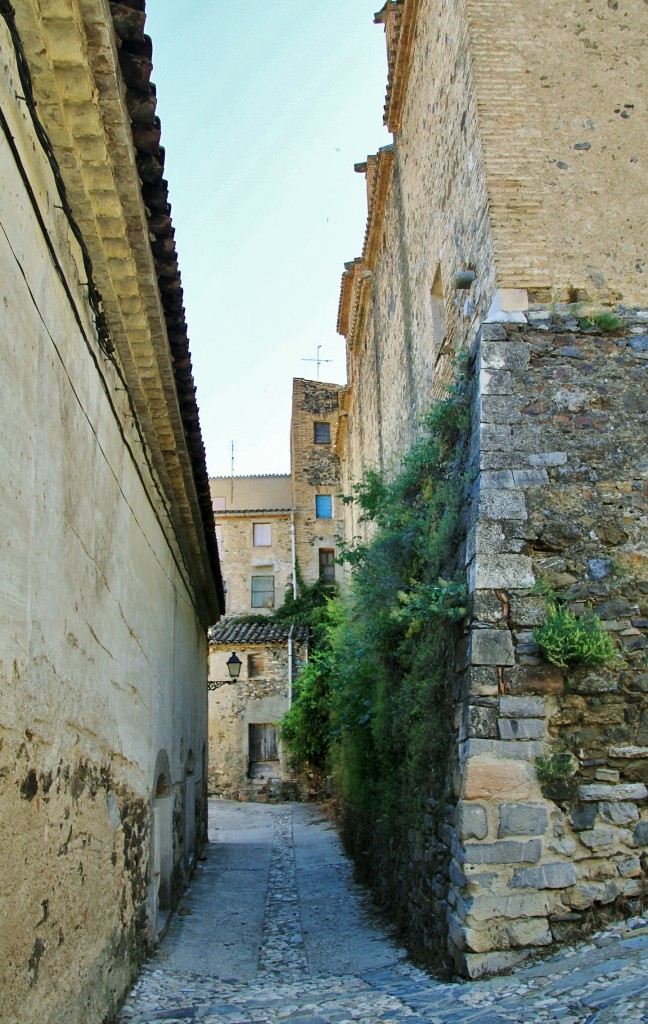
[498,802,549,838]
[470,629,515,666]
[461,758,534,802]
[509,862,577,890]
[478,489,528,522]
[498,717,546,741]
[457,801,489,841]
[462,839,542,866]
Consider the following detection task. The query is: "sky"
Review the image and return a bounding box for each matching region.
[144,2,391,477]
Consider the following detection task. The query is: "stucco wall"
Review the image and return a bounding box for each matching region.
[210,475,292,512]
[0,20,208,1024]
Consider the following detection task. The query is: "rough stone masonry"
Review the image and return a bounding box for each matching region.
[449,305,648,977]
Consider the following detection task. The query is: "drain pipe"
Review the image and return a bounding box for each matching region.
[288,623,294,708]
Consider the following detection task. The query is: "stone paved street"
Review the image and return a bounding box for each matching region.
[119,801,648,1024]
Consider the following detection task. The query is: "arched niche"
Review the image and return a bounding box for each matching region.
[184,750,196,867]
[149,750,173,939]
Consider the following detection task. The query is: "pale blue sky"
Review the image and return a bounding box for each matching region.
[145,2,390,476]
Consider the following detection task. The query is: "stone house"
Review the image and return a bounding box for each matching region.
[334,0,648,977]
[210,474,294,615]
[207,379,343,797]
[207,620,307,799]
[0,3,223,1023]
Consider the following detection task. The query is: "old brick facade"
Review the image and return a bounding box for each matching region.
[334,0,648,977]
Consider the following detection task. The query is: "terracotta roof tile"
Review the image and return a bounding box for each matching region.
[208,619,309,646]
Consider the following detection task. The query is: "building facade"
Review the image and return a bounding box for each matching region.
[291,378,344,588]
[334,0,648,977]
[207,621,307,799]
[206,380,343,796]
[210,475,294,615]
[0,3,223,1022]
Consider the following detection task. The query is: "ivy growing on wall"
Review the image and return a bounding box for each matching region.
[281,361,473,935]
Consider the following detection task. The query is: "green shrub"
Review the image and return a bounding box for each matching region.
[536,753,575,786]
[281,360,473,847]
[534,604,615,669]
[577,310,622,333]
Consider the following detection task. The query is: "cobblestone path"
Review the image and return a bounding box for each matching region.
[119,801,648,1024]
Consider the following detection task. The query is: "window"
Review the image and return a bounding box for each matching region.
[251,575,274,608]
[212,496,226,511]
[430,266,448,351]
[319,549,335,586]
[315,494,332,519]
[215,525,222,553]
[248,653,265,678]
[253,523,271,547]
[314,421,331,444]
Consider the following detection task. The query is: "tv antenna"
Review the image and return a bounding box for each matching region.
[302,344,333,380]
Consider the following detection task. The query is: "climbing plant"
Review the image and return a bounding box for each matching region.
[280,360,473,923]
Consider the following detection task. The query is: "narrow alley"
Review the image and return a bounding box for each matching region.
[119,802,648,1024]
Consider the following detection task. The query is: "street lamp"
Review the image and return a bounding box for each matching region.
[226,652,242,679]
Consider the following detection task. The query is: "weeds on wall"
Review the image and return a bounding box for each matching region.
[530,581,616,669]
[535,753,575,786]
[576,310,622,333]
[281,361,472,935]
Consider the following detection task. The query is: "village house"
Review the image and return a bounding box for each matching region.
[0,2,223,1022]
[333,0,648,977]
[207,378,343,797]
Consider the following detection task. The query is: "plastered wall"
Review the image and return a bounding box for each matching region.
[0,22,208,1024]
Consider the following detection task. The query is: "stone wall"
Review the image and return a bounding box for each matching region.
[291,379,344,585]
[213,511,293,616]
[448,307,648,976]
[207,642,306,798]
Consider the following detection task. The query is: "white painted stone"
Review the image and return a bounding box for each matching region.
[484,289,529,323]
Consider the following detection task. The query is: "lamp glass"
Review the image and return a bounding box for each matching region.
[226,652,242,679]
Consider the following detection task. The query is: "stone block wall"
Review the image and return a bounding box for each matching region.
[207,642,306,798]
[214,512,293,616]
[291,379,344,585]
[449,306,648,976]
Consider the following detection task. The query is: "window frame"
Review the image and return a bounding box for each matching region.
[315,494,333,519]
[251,574,275,609]
[252,522,272,547]
[313,421,331,445]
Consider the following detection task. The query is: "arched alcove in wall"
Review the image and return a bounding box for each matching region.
[149,750,173,939]
[184,750,196,867]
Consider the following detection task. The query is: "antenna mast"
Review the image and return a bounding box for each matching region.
[301,344,333,381]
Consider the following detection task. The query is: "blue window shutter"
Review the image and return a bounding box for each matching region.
[315,495,332,519]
